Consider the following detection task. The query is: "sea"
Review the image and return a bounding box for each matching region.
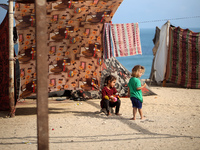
[116,27,200,79]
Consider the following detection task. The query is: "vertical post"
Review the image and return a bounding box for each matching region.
[8,0,15,117]
[35,0,49,150]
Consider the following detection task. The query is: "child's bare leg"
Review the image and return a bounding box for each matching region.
[130,107,137,120]
[107,111,112,116]
[138,108,144,120]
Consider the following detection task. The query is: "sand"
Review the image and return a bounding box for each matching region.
[0,84,200,150]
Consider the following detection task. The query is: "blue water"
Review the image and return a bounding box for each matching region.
[117,28,155,79]
[117,27,200,79]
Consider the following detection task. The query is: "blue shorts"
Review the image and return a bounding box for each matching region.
[130,97,142,109]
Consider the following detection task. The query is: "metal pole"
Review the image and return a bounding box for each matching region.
[8,0,15,118]
[35,0,49,149]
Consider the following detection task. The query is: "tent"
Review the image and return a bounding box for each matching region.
[1,0,156,111]
[14,0,124,99]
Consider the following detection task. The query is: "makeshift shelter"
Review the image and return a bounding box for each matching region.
[14,0,124,99]
[1,0,157,110]
[151,21,200,88]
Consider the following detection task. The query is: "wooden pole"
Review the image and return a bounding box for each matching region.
[8,0,15,118]
[35,0,49,149]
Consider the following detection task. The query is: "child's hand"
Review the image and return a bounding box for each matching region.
[111,98,116,102]
[143,83,146,88]
[110,95,116,102]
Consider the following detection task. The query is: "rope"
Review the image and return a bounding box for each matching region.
[138,16,200,24]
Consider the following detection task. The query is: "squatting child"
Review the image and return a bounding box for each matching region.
[101,75,121,116]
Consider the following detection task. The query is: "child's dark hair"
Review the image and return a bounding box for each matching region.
[104,75,116,86]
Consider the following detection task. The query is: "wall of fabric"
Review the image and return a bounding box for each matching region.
[0,13,9,110]
[166,27,200,88]
[14,0,123,99]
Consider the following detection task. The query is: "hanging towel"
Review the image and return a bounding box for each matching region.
[110,23,142,57]
[103,23,142,59]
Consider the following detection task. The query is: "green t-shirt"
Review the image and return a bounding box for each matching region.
[128,77,143,102]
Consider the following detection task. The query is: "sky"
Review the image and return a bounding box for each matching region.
[0,0,200,29]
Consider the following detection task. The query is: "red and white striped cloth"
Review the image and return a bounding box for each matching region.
[103,23,142,59]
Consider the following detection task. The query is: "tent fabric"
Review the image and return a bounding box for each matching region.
[0,13,9,110]
[103,23,142,59]
[101,57,156,97]
[165,27,200,88]
[154,21,170,83]
[101,57,130,96]
[14,0,123,99]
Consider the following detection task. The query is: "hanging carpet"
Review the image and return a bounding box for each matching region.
[165,27,200,88]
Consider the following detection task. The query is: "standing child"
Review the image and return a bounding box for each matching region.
[101,75,121,116]
[128,65,146,120]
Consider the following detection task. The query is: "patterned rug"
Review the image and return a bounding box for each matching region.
[0,13,9,110]
[166,27,200,88]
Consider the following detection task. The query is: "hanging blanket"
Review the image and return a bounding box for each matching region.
[103,23,142,59]
[165,27,200,88]
[0,13,9,110]
[111,23,142,57]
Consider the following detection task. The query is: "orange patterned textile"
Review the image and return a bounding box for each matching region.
[14,0,123,98]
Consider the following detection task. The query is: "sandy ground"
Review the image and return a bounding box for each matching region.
[0,84,200,150]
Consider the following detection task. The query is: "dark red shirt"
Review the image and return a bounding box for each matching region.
[102,86,118,100]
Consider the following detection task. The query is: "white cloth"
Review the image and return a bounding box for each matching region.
[154,21,170,83]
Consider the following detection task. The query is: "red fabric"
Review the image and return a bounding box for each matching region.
[101,86,117,100]
[0,13,9,110]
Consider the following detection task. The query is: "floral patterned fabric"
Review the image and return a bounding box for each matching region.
[14,0,123,98]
